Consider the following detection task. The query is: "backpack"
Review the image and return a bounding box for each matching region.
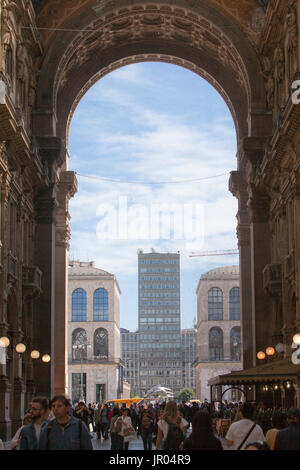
[162,418,185,450]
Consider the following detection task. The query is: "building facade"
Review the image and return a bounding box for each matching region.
[68,260,123,404]
[181,328,197,392]
[195,266,243,401]
[138,251,181,396]
[120,328,140,397]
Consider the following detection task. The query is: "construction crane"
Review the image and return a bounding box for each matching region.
[189,249,239,257]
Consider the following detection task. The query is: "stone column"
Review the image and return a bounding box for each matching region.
[33,186,58,397]
[229,170,254,369]
[248,187,272,361]
[9,330,26,435]
[54,171,77,395]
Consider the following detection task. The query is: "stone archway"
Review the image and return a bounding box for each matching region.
[31,0,272,394]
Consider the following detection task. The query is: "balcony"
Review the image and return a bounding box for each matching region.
[22,265,42,297]
[263,263,282,296]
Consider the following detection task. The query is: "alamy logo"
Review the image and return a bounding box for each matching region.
[291,342,300,365]
[95,196,204,242]
[291,80,300,105]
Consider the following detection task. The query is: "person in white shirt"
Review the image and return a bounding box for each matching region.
[10,413,32,450]
[226,402,265,450]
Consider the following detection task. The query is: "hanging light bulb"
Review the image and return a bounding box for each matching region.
[257,351,266,360]
[30,350,40,359]
[15,343,26,354]
[266,347,275,356]
[0,336,10,348]
[292,334,300,345]
[42,354,51,363]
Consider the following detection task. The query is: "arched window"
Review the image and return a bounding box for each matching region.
[93,288,109,321]
[208,287,223,320]
[94,328,108,358]
[209,327,223,361]
[72,288,87,321]
[229,287,240,320]
[72,328,87,360]
[230,327,241,361]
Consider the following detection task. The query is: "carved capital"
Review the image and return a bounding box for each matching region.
[57,171,78,203]
[33,136,65,169]
[56,227,71,250]
[241,137,266,166]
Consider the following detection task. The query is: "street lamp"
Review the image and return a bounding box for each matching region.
[257,351,266,360]
[42,354,51,363]
[293,334,300,345]
[31,350,40,359]
[15,343,26,354]
[72,343,91,402]
[0,337,10,348]
[266,347,275,357]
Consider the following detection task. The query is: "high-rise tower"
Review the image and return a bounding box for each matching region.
[138,251,181,396]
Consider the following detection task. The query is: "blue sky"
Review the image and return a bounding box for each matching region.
[68,62,239,331]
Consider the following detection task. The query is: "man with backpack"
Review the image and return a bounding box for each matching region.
[38,395,93,450]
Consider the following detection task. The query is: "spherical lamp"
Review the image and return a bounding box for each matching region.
[293,334,300,345]
[0,336,10,348]
[42,354,51,363]
[257,351,266,360]
[275,343,285,353]
[15,343,26,354]
[30,350,40,359]
[266,347,275,356]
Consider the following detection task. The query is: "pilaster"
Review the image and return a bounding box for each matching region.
[54,171,77,395]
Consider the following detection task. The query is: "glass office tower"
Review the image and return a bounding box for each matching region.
[138,251,182,396]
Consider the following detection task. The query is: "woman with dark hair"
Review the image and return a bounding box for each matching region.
[182,411,223,450]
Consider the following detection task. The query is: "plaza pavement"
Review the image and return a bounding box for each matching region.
[91,429,230,451]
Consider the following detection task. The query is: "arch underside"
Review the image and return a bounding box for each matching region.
[34,1,268,155]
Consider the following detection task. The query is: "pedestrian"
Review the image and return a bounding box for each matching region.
[73,401,91,428]
[118,408,135,450]
[10,413,32,450]
[155,400,187,450]
[265,411,286,450]
[225,402,265,450]
[100,404,110,440]
[182,410,223,450]
[94,404,102,440]
[110,407,122,450]
[38,395,93,450]
[20,397,49,450]
[137,408,155,450]
[273,408,300,450]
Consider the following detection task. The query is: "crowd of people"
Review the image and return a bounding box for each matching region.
[1,395,300,450]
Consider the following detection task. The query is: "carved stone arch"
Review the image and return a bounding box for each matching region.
[33,0,270,153]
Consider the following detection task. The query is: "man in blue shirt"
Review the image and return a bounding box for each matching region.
[38,395,93,450]
[20,397,49,450]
